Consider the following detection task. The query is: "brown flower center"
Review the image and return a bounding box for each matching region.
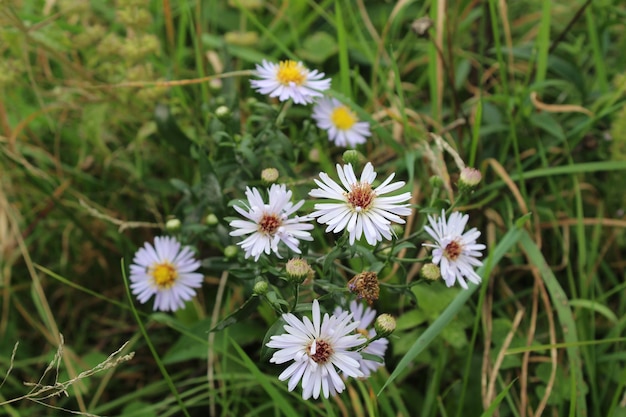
[258,213,281,235]
[151,263,178,289]
[444,240,462,260]
[308,339,334,364]
[346,182,375,212]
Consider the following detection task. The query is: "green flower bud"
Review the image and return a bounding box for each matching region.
[429,175,444,189]
[205,214,219,226]
[285,258,315,285]
[420,263,441,281]
[458,167,482,193]
[165,218,181,232]
[342,150,360,165]
[261,168,279,184]
[215,105,230,120]
[224,245,238,259]
[253,280,269,295]
[374,314,396,337]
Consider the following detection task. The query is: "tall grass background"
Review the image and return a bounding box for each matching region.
[1,0,626,416]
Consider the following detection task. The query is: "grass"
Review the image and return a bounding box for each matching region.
[1,0,626,416]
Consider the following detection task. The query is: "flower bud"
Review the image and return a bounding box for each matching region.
[342,150,360,165]
[165,218,181,232]
[224,245,238,259]
[215,105,230,120]
[208,79,222,92]
[420,263,441,281]
[253,280,269,295]
[285,258,315,285]
[391,224,404,238]
[429,175,444,189]
[205,214,219,226]
[374,314,396,337]
[308,148,320,163]
[458,167,482,193]
[261,168,279,184]
[348,271,380,304]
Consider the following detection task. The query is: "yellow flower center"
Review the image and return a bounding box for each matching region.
[346,182,375,212]
[276,60,306,86]
[330,106,357,130]
[258,213,282,235]
[151,263,178,289]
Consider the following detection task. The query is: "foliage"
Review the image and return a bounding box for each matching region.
[1,0,626,416]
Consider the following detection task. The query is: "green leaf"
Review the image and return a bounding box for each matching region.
[479,380,517,417]
[154,103,194,155]
[298,31,337,63]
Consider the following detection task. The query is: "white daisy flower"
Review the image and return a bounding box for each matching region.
[129,236,204,312]
[250,60,331,105]
[229,184,313,261]
[309,162,412,245]
[335,300,388,377]
[266,299,365,400]
[423,210,486,289]
[312,97,371,148]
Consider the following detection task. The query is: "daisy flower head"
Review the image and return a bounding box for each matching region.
[229,184,313,261]
[129,236,204,312]
[335,300,388,377]
[312,97,371,148]
[309,162,412,245]
[266,299,365,400]
[423,209,486,289]
[250,60,331,105]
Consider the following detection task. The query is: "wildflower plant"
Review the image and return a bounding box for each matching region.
[122,56,488,403]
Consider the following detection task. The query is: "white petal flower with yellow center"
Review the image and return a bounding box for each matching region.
[312,97,371,148]
[309,162,412,245]
[423,210,486,289]
[266,299,365,400]
[229,184,313,261]
[335,301,388,377]
[129,236,204,312]
[250,60,331,105]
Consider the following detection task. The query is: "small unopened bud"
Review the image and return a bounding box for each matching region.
[429,175,444,189]
[391,224,404,238]
[208,79,222,92]
[308,148,320,163]
[421,263,441,281]
[342,150,360,165]
[165,218,181,232]
[224,245,238,259]
[253,280,269,295]
[285,258,315,284]
[458,167,482,193]
[215,105,230,120]
[205,213,219,226]
[261,168,279,184]
[374,314,396,337]
[348,271,380,304]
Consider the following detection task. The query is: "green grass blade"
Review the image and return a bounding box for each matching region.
[230,338,300,417]
[518,232,587,417]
